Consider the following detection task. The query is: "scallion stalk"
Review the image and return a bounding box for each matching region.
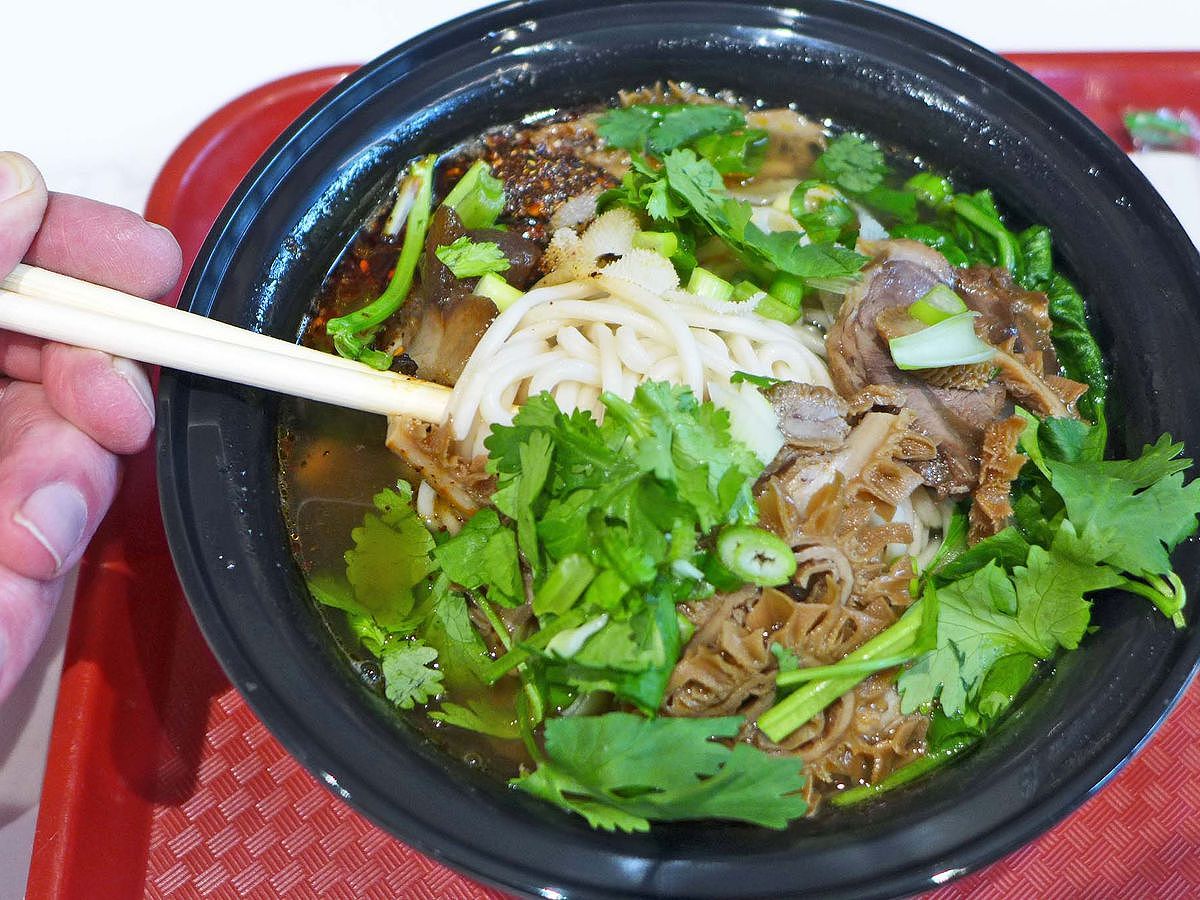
[904,172,953,209]
[887,311,994,371]
[326,154,437,369]
[731,280,762,302]
[908,283,967,325]
[686,266,735,301]
[442,159,506,229]
[768,273,807,309]
[716,525,796,586]
[757,601,924,742]
[632,230,680,257]
[755,293,802,324]
[476,272,524,312]
[952,194,1019,272]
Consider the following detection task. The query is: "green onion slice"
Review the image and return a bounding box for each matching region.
[632,230,680,257]
[755,293,802,324]
[768,273,807,309]
[475,272,524,312]
[717,525,796,586]
[686,266,735,301]
[908,283,967,325]
[888,311,994,371]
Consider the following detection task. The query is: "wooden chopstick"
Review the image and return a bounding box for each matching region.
[0,264,452,422]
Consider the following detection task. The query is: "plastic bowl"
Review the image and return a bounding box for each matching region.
[157,2,1200,897]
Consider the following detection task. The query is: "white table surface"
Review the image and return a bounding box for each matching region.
[1,2,1197,897]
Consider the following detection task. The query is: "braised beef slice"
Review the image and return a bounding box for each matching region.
[765,382,850,450]
[827,240,1006,496]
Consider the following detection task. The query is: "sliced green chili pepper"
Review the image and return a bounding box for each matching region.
[716,525,796,586]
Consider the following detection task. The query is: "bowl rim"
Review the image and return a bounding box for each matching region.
[158,1,1200,897]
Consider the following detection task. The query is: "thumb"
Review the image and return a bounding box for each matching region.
[0,152,48,276]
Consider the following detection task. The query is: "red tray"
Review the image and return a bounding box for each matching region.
[27,53,1200,900]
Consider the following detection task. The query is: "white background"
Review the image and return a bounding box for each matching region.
[1,1,1198,897]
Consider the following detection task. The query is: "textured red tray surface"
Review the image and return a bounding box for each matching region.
[27,53,1200,900]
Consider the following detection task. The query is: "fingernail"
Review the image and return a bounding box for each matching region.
[0,152,36,203]
[111,356,155,423]
[14,483,88,572]
[146,221,173,235]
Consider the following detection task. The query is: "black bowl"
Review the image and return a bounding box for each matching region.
[157,1,1200,897]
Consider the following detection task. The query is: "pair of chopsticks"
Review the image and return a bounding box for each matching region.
[0,264,451,422]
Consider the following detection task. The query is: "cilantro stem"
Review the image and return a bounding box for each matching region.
[326,154,436,369]
[474,595,513,651]
[1117,572,1187,629]
[757,601,924,743]
[829,737,974,807]
[775,653,921,687]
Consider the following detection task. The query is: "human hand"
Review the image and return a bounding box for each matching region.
[0,152,181,703]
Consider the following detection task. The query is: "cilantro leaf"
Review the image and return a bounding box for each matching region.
[430,699,520,738]
[343,486,437,630]
[481,382,761,712]
[512,713,807,831]
[381,640,443,709]
[434,236,511,279]
[813,133,889,194]
[899,524,1121,716]
[1046,451,1200,578]
[434,507,524,607]
[422,576,494,695]
[596,103,745,155]
[659,149,866,284]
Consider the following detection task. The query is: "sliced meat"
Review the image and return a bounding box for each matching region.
[956,265,1057,369]
[398,292,496,386]
[385,416,493,515]
[766,382,850,450]
[467,225,543,288]
[969,416,1028,544]
[992,341,1085,419]
[827,239,1006,496]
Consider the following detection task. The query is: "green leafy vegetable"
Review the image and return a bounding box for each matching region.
[381,640,444,709]
[434,236,511,279]
[512,713,807,831]
[479,382,761,711]
[899,527,1121,716]
[1043,275,1107,423]
[599,145,866,301]
[430,699,520,738]
[901,416,1200,720]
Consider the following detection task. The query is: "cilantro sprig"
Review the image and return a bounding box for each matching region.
[895,413,1200,726]
[513,713,807,831]
[448,381,762,713]
[434,236,511,279]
